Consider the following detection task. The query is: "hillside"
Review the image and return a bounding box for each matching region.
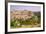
[10,10,41,28]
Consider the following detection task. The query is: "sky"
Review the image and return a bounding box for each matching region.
[10,5,41,12]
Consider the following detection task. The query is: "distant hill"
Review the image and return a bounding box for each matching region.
[33,12,41,17]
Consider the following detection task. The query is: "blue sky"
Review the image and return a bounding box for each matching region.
[10,5,41,12]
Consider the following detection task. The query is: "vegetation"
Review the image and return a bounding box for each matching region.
[10,11,41,28]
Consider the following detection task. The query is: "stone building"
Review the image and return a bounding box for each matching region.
[10,10,34,21]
